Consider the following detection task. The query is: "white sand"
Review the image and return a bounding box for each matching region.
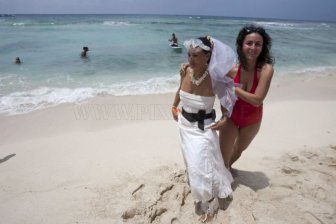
[0,75,335,224]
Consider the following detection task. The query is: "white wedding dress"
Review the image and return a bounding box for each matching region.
[178,90,233,203]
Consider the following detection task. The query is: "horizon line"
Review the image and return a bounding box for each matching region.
[1,13,335,23]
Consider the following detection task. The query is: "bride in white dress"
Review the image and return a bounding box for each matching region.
[172,36,236,222]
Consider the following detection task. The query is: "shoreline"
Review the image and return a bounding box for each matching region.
[1,68,336,117]
[0,73,335,223]
[1,73,335,142]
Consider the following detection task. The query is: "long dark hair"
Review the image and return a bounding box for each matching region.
[236,24,274,70]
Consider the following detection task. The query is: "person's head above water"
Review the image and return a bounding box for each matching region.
[15,57,22,64]
[81,46,89,58]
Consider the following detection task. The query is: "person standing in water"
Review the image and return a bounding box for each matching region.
[15,57,22,64]
[81,46,89,58]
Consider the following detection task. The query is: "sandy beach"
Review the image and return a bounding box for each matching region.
[0,74,335,224]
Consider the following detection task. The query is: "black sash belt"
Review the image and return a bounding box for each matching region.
[182,108,216,130]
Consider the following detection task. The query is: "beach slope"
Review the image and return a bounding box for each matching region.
[0,75,335,224]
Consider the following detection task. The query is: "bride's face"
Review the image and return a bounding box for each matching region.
[187,47,210,70]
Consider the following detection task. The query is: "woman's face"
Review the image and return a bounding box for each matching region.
[187,47,209,70]
[242,32,263,61]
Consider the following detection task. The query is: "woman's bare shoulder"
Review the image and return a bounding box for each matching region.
[261,63,274,74]
[258,63,274,82]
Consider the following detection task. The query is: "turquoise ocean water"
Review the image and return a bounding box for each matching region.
[1,14,336,115]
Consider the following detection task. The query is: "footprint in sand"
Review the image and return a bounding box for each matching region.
[289,155,299,162]
[174,185,190,206]
[301,151,319,159]
[170,217,178,224]
[159,183,174,196]
[121,167,194,223]
[281,166,301,175]
[131,183,145,200]
[121,208,140,219]
[171,169,187,183]
[148,207,168,223]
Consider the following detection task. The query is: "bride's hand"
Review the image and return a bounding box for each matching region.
[210,117,227,130]
[172,107,180,121]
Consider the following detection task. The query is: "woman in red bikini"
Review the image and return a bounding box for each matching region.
[219,25,274,170]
